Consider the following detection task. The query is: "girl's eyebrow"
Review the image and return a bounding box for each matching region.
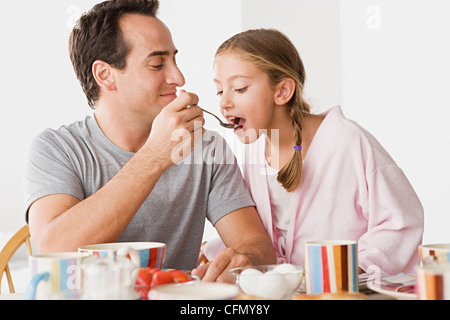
[213,74,251,83]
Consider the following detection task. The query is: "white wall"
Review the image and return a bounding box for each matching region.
[241,0,342,113]
[0,1,96,233]
[1,1,448,251]
[340,0,450,243]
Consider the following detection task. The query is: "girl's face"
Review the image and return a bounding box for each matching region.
[213,52,277,144]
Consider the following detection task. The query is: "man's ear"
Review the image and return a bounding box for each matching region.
[92,60,116,91]
[274,78,296,106]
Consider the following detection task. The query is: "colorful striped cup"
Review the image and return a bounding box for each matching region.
[25,252,89,300]
[78,242,166,268]
[416,264,450,300]
[419,244,450,264]
[305,240,358,295]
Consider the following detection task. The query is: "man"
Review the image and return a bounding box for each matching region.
[24,0,275,282]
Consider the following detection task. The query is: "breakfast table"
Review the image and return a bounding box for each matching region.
[0,273,409,300]
[0,289,395,300]
[1,240,433,301]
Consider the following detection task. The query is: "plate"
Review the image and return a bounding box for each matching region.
[366,273,416,300]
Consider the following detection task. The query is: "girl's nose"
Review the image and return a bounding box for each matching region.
[219,94,233,111]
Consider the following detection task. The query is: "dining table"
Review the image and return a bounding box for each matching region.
[0,273,410,300]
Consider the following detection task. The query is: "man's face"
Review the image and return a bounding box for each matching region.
[113,14,185,121]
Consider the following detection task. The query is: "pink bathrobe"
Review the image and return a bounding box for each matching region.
[206,106,424,275]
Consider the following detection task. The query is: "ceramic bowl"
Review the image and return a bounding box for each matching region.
[78,242,166,268]
[419,243,450,264]
[229,264,304,299]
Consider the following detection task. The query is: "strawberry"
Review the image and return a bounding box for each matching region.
[135,268,154,300]
[150,270,174,288]
[136,268,152,286]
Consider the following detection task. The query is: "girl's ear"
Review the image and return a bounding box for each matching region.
[92,60,116,91]
[274,78,296,106]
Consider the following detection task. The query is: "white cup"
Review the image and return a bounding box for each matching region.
[25,252,89,300]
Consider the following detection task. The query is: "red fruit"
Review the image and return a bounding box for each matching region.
[169,270,190,283]
[151,270,174,288]
[136,285,150,300]
[147,268,160,278]
[136,268,152,286]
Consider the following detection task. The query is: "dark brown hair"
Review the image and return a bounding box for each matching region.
[216,29,311,192]
[69,0,160,108]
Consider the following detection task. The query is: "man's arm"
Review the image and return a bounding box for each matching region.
[29,92,204,253]
[28,148,166,252]
[191,206,276,282]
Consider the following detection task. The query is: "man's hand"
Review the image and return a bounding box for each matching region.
[192,247,252,283]
[191,207,276,283]
[144,90,205,170]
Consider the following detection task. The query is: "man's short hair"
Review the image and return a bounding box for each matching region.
[69,0,160,108]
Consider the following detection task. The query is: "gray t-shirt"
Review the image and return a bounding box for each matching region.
[24,116,255,269]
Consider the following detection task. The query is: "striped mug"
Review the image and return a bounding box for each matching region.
[78,242,166,268]
[305,240,358,295]
[25,252,89,300]
[416,264,450,300]
[419,244,450,264]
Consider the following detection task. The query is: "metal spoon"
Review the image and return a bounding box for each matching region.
[201,108,237,129]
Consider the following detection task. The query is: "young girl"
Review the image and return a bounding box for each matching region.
[203,29,424,276]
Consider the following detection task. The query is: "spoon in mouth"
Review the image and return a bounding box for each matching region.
[201,108,237,129]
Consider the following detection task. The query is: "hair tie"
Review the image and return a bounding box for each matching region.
[294,146,302,151]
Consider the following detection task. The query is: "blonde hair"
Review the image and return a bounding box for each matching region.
[215,29,311,192]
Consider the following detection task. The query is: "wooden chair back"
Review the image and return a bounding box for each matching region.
[0,225,32,294]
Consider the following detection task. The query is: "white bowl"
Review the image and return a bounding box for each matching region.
[229,264,304,299]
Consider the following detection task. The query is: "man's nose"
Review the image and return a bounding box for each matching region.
[166,63,185,87]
